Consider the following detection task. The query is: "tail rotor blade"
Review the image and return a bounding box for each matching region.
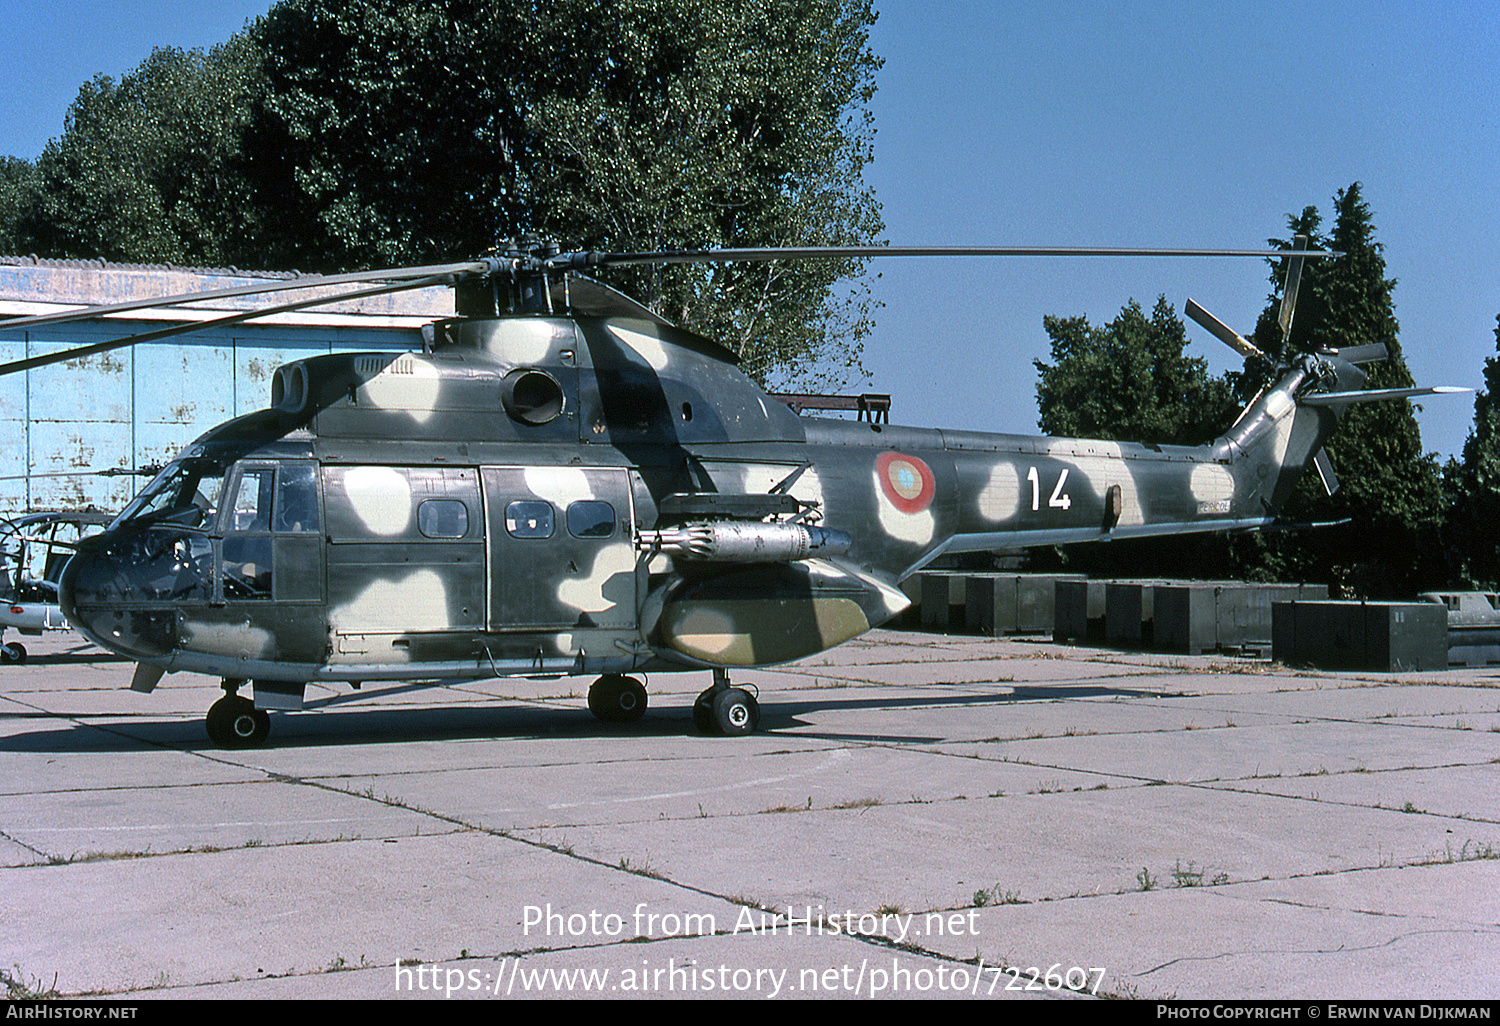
[1276,234,1310,351]
[1185,298,1266,361]
[1313,449,1339,496]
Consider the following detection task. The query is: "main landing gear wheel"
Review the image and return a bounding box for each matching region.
[0,641,26,665]
[205,684,271,748]
[588,674,648,723]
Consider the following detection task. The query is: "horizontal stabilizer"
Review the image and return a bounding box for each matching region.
[1300,385,1469,406]
[1258,518,1354,533]
[1322,343,1388,365]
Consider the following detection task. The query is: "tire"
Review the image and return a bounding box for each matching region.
[692,689,716,734]
[710,687,760,737]
[1,642,25,665]
[588,674,648,723]
[207,695,270,748]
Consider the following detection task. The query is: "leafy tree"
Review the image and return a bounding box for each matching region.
[1034,295,1235,445]
[0,156,37,254]
[1444,315,1500,587]
[240,0,884,388]
[7,0,883,389]
[13,40,262,266]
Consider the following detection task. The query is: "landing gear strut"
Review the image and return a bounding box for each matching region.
[588,674,648,723]
[205,678,270,748]
[694,668,760,737]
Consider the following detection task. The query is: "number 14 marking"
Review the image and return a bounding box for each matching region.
[1027,467,1071,511]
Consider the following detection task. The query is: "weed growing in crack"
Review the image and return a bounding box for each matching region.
[619,856,666,881]
[2,965,59,1000]
[1170,861,1229,887]
[973,885,1023,907]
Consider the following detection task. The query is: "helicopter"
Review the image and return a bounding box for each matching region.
[0,239,1465,746]
[0,509,112,662]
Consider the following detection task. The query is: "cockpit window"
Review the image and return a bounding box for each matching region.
[275,464,319,533]
[229,469,275,532]
[115,457,229,530]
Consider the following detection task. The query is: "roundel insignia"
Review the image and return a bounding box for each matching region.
[876,451,936,514]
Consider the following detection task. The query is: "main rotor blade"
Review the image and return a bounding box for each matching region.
[553,245,1342,269]
[0,274,455,377]
[0,260,490,333]
[1184,298,1266,360]
[1276,234,1310,346]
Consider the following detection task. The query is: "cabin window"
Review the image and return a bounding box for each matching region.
[567,501,615,539]
[418,499,470,539]
[505,500,554,539]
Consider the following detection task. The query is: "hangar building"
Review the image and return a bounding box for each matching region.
[0,257,453,518]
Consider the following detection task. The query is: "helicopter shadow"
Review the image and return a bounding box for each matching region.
[9,650,133,666]
[0,681,1174,753]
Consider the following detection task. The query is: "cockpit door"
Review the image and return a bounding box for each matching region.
[217,461,324,603]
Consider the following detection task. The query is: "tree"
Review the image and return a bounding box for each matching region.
[240,0,885,388]
[0,156,37,254]
[13,40,262,266]
[1444,315,1500,587]
[1034,295,1235,445]
[9,0,883,390]
[1238,184,1444,596]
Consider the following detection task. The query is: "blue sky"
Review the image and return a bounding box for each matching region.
[2,1,1496,460]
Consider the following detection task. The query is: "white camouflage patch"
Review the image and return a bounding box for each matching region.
[872,467,935,544]
[556,545,637,614]
[608,324,672,371]
[522,466,595,504]
[977,462,1020,522]
[332,568,450,632]
[1046,440,1144,527]
[361,357,440,423]
[343,466,412,535]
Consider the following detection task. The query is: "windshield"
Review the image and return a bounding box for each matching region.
[113,456,231,530]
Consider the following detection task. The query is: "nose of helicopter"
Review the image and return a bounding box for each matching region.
[58,533,114,651]
[61,527,212,660]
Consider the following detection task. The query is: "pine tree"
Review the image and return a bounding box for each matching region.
[1445,315,1500,586]
[1240,184,1443,596]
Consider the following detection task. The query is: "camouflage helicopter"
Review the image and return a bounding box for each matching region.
[0,239,1462,746]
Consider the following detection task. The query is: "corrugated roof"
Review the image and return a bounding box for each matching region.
[0,255,454,324]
